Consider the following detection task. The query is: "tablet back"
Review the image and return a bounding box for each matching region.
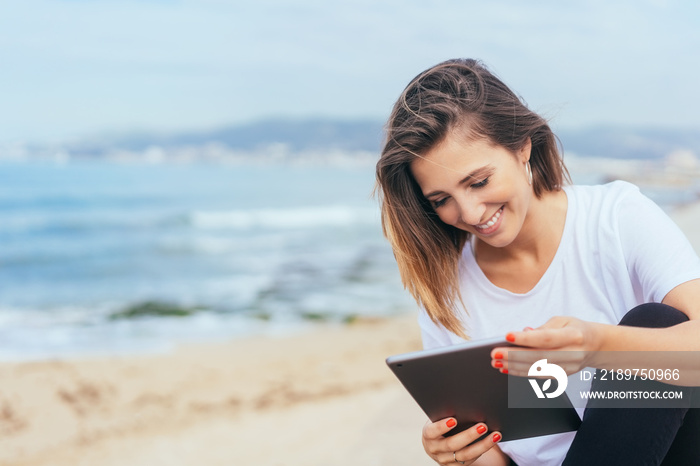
[386,337,581,441]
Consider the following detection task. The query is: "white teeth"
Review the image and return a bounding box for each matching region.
[476,208,502,229]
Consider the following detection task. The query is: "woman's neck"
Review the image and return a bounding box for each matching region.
[476,189,568,266]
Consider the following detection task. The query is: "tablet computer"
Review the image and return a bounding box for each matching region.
[386,337,581,441]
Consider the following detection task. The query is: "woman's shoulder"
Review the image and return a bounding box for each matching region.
[566,180,642,211]
[567,179,639,197]
[563,181,652,239]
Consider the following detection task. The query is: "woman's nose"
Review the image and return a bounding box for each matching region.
[457,196,486,226]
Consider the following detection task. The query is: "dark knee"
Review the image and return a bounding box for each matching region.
[619,303,689,328]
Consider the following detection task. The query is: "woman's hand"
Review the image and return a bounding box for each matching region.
[490,316,607,377]
[422,417,503,465]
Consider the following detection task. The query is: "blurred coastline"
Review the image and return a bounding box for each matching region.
[1,121,700,360]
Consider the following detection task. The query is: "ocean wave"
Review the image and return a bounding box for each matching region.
[0,205,380,236]
[190,205,380,230]
[0,211,171,235]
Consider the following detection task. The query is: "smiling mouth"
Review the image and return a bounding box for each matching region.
[475,206,504,231]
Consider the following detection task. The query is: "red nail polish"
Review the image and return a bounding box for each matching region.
[476,425,487,434]
[502,369,509,374]
[493,352,503,360]
[446,419,456,428]
[494,360,503,368]
[524,327,534,331]
[492,433,501,442]
[506,333,515,342]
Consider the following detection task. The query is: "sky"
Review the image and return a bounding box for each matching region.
[0,0,699,144]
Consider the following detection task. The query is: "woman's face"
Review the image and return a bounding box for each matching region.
[410,133,533,249]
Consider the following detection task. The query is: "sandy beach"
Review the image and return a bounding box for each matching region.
[0,314,434,466]
[1,201,699,466]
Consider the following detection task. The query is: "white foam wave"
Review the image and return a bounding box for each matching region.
[190,205,380,230]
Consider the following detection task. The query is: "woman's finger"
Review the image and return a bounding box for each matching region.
[436,430,502,465]
[491,342,588,376]
[503,326,583,350]
[441,422,490,453]
[423,417,459,441]
[423,419,492,462]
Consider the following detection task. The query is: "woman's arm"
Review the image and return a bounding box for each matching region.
[492,279,700,384]
[602,279,700,350]
[568,279,700,351]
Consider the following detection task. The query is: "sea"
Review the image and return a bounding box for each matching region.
[0,158,696,360]
[0,160,416,360]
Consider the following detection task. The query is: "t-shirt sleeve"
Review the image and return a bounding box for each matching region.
[417,308,453,349]
[615,183,700,303]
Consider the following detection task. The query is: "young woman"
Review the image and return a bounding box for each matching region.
[375,59,700,466]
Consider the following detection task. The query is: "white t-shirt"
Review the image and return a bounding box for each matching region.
[418,181,700,466]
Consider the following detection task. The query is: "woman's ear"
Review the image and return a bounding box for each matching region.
[519,138,532,163]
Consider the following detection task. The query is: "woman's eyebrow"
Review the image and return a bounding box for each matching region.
[458,165,495,185]
[424,165,495,198]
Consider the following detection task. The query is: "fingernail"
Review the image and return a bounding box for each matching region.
[493,352,503,359]
[524,327,534,331]
[506,333,515,342]
[502,369,509,374]
[446,419,456,428]
[492,433,501,442]
[494,360,503,368]
[476,425,487,434]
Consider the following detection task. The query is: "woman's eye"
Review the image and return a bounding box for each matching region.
[432,198,448,209]
[471,176,490,188]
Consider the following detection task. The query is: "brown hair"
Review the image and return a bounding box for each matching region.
[375,58,570,338]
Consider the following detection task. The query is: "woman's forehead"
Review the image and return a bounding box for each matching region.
[414,136,503,173]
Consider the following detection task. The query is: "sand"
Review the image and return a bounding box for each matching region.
[0,315,434,466]
[1,201,698,466]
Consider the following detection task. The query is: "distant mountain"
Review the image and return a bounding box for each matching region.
[556,126,700,160]
[67,119,387,156]
[12,118,700,162]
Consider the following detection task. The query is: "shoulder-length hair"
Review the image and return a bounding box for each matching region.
[375,58,570,338]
